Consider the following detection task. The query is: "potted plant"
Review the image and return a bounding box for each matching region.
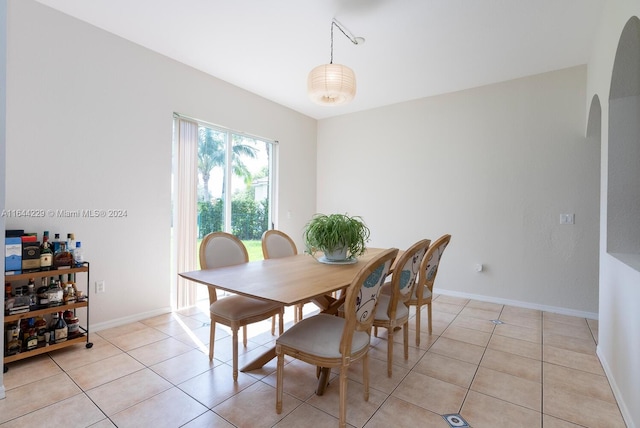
[303,213,371,263]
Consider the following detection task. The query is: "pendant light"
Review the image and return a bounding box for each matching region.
[308,19,364,106]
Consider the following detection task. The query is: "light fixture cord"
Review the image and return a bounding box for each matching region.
[330,20,359,64]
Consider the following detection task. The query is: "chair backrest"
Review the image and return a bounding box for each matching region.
[420,234,451,293]
[262,230,297,259]
[199,232,249,303]
[384,239,431,317]
[340,248,399,355]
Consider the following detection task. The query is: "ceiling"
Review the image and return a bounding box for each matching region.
[35,0,604,120]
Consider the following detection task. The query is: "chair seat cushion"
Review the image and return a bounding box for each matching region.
[374,294,409,321]
[210,295,281,321]
[276,314,371,359]
[412,285,432,300]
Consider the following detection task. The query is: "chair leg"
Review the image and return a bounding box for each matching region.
[276,349,284,414]
[232,327,239,382]
[339,365,349,428]
[271,315,276,335]
[415,304,421,347]
[374,326,378,337]
[279,310,284,335]
[427,301,433,335]
[387,326,394,377]
[297,303,304,322]
[242,325,248,347]
[209,320,216,361]
[363,352,370,401]
[403,322,409,360]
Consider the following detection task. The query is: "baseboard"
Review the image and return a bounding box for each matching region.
[597,346,636,428]
[433,288,599,320]
[0,384,5,400]
[90,306,173,332]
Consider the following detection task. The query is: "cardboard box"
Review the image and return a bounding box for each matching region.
[22,241,41,271]
[5,237,22,271]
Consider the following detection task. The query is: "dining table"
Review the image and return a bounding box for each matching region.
[178,247,391,394]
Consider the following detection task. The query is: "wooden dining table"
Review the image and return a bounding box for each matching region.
[178,247,390,394]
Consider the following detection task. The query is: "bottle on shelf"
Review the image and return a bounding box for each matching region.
[53,233,61,253]
[67,233,75,259]
[53,242,73,269]
[39,231,53,271]
[4,282,12,301]
[74,241,84,266]
[35,316,48,343]
[23,318,38,351]
[53,311,68,343]
[27,278,36,307]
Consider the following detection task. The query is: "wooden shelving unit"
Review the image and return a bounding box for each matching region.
[4,263,92,372]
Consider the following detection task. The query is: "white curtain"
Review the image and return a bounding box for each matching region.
[175,118,199,308]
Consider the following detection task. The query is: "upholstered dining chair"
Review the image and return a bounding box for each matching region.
[373,238,430,376]
[261,229,307,325]
[275,248,399,428]
[200,232,284,381]
[408,234,451,345]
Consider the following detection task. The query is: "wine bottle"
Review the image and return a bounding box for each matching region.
[39,231,53,271]
[53,242,73,269]
[24,318,38,351]
[54,311,68,343]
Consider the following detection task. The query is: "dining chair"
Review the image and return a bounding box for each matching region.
[261,229,308,324]
[373,238,430,376]
[275,247,399,428]
[200,232,285,381]
[408,234,451,345]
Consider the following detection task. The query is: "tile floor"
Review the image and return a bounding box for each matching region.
[0,295,627,428]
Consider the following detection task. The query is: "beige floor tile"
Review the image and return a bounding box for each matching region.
[501,305,542,319]
[441,325,491,347]
[543,331,597,355]
[480,348,541,382]
[0,392,106,428]
[66,352,145,390]
[543,363,617,404]
[97,321,150,341]
[451,314,496,333]
[428,336,485,365]
[459,306,502,321]
[86,368,173,416]
[586,318,599,344]
[462,390,541,428]
[363,396,450,427]
[488,334,542,360]
[432,301,465,315]
[543,414,590,427]
[306,377,388,428]
[150,348,217,384]
[499,312,542,329]
[90,418,118,428]
[2,354,62,390]
[367,334,427,372]
[181,410,236,428]
[413,351,478,388]
[543,312,589,327]
[106,326,169,351]
[435,295,470,306]
[213,381,301,428]
[341,352,410,394]
[543,319,593,341]
[110,387,208,428]
[48,333,123,371]
[392,371,467,414]
[465,300,504,312]
[143,313,206,335]
[273,403,339,428]
[493,322,541,343]
[127,336,195,366]
[544,384,626,427]
[180,363,260,407]
[471,366,541,411]
[543,345,605,376]
[0,373,81,424]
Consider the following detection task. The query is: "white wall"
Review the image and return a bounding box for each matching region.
[5,0,317,328]
[587,1,640,426]
[317,66,601,317]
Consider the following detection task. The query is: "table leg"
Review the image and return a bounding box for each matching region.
[315,367,331,395]
[240,347,276,372]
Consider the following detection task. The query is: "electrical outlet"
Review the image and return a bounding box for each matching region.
[95,280,106,293]
[560,213,575,225]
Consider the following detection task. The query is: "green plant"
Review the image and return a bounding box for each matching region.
[303,213,371,260]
